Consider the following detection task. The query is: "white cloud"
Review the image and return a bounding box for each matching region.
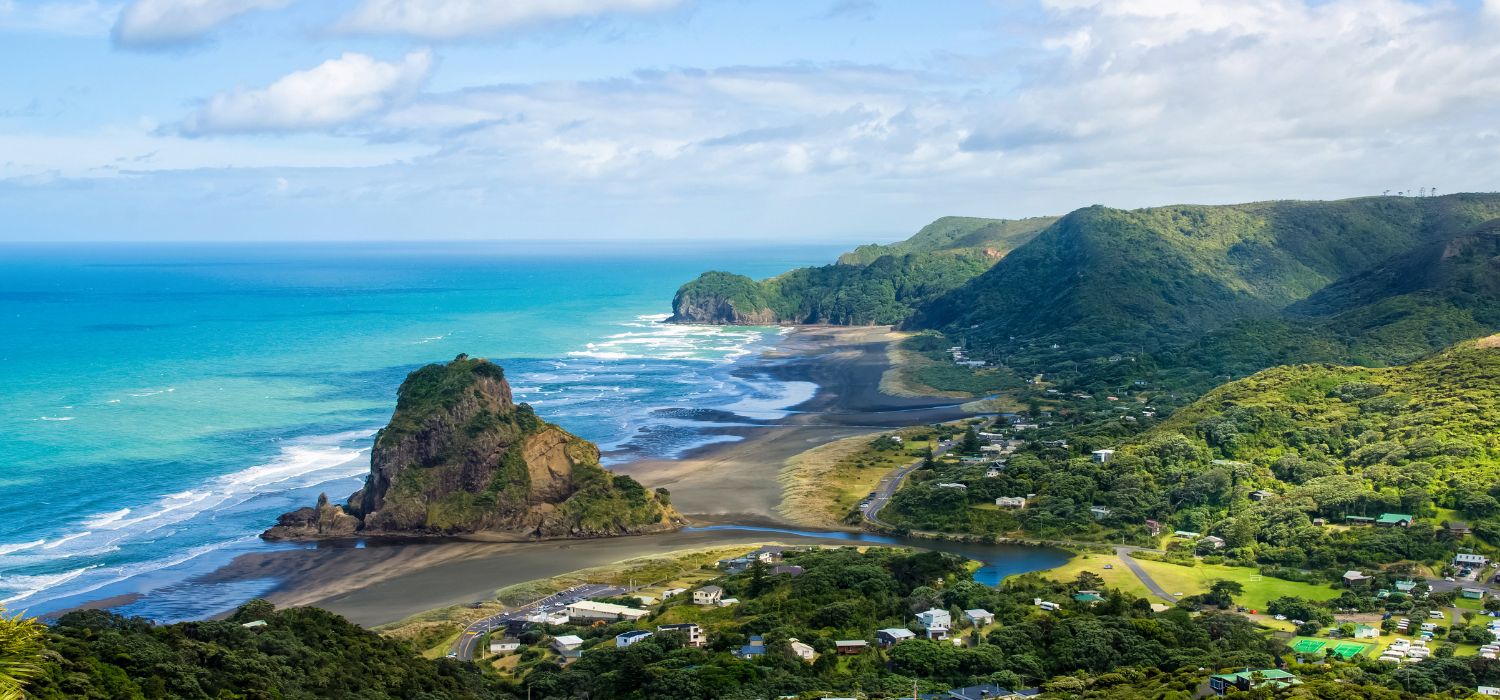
[337,0,682,39]
[113,0,291,47]
[0,0,118,35]
[183,51,433,135]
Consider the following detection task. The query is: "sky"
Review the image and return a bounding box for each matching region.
[2,0,1499,242]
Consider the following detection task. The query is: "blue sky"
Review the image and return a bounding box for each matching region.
[2,0,1498,242]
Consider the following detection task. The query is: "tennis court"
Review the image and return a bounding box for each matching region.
[1292,639,1327,654]
[1331,642,1371,659]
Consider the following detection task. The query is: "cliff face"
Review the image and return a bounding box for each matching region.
[264,355,682,541]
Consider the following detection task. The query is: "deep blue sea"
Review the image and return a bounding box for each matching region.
[0,241,846,620]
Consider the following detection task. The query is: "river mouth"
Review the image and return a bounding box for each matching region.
[683,525,1071,587]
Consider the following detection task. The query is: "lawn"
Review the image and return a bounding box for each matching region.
[1128,557,1343,610]
[1040,551,1152,599]
[778,427,938,528]
[1289,636,1374,659]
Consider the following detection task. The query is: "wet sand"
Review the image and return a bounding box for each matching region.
[174,325,980,627]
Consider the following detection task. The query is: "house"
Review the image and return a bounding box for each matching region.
[772,564,805,577]
[877,628,916,646]
[1173,530,1202,540]
[964,609,995,627]
[1089,506,1112,520]
[1199,535,1227,550]
[985,468,1003,478]
[994,496,1027,508]
[1395,580,1418,593]
[660,587,687,599]
[917,608,952,639]
[1354,624,1379,639]
[1449,522,1474,537]
[1312,518,1327,526]
[1145,519,1162,536]
[788,638,818,662]
[526,610,570,625]
[1250,490,1274,501]
[1463,588,1486,600]
[717,597,740,607]
[616,631,653,648]
[1376,513,1414,527]
[1343,570,1372,586]
[693,585,724,605]
[737,635,766,659]
[1478,686,1500,696]
[1091,449,1115,464]
[941,684,1021,700]
[835,640,869,655]
[1456,553,1490,567]
[1035,599,1061,611]
[490,637,521,654]
[565,600,651,621]
[1207,669,1299,696]
[1072,591,1104,604]
[551,635,584,654]
[657,623,707,648]
[935,482,968,489]
[240,620,267,629]
[1345,515,1375,525]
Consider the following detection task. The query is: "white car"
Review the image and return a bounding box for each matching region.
[1274,614,1287,621]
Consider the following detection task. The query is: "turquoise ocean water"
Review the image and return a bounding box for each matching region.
[0,242,845,621]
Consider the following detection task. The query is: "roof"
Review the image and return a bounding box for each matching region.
[1212,669,1297,683]
[963,608,993,617]
[566,600,650,616]
[553,635,583,646]
[697,585,723,594]
[1377,513,1414,524]
[835,639,869,646]
[1343,570,1370,579]
[617,630,652,641]
[878,627,916,638]
[1457,553,1489,561]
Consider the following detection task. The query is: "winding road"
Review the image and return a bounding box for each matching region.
[449,583,624,661]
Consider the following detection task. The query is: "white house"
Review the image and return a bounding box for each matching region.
[916,608,952,633]
[1199,535,1227,549]
[1456,553,1490,567]
[935,482,968,489]
[1034,598,1061,611]
[615,631,652,648]
[964,609,995,627]
[552,635,584,653]
[526,610,570,625]
[1089,506,1112,520]
[490,638,521,654]
[693,585,724,605]
[1091,449,1115,464]
[788,638,818,662]
[565,600,651,621]
[995,496,1027,508]
[657,623,707,648]
[660,587,687,599]
[717,597,740,607]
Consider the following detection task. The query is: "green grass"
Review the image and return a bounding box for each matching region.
[1127,557,1342,610]
[1040,552,1153,600]
[1292,638,1327,653]
[1289,636,1374,659]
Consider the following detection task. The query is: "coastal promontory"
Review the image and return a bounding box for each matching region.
[264,354,682,541]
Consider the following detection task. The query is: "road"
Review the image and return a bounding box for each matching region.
[1112,546,1177,603]
[863,422,992,528]
[449,583,625,661]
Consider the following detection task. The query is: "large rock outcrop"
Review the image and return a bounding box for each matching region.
[263,355,682,541]
[668,271,781,324]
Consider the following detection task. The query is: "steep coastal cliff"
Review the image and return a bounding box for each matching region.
[264,355,682,540]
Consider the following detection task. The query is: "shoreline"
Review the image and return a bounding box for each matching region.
[67,325,990,627]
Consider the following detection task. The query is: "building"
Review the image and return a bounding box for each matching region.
[788,638,818,663]
[994,496,1027,508]
[657,623,707,647]
[1463,588,1486,600]
[877,628,916,647]
[1145,519,1162,536]
[1354,624,1379,639]
[240,620,267,628]
[1376,513,1414,527]
[835,640,869,655]
[1345,515,1376,525]
[616,631,652,648]
[737,635,765,659]
[985,468,1003,478]
[565,600,651,621]
[1035,598,1061,611]
[1091,449,1115,464]
[1456,553,1490,567]
[917,608,952,640]
[1449,522,1473,536]
[1395,580,1418,592]
[935,482,968,489]
[1173,530,1201,540]
[526,610,570,625]
[1208,669,1299,696]
[1199,535,1227,550]
[1250,490,1274,501]
[1343,570,1372,586]
[1089,506,1112,520]
[489,637,521,654]
[964,609,995,627]
[1072,591,1104,604]
[1478,686,1500,696]
[551,635,584,654]
[693,585,724,606]
[717,597,740,607]
[772,564,805,577]
[660,587,686,599]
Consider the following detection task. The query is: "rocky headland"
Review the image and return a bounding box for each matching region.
[264,354,682,541]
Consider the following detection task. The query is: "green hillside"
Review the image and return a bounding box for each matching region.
[910,195,1500,373]
[668,215,1051,325]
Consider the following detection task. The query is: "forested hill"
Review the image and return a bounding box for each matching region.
[910,193,1500,378]
[667,215,1054,325]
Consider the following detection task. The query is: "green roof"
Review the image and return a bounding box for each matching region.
[1211,669,1296,682]
[1376,513,1414,524]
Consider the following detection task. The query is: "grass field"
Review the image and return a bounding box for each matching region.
[1128,557,1342,610]
[778,427,938,528]
[1040,551,1152,599]
[1289,636,1373,659]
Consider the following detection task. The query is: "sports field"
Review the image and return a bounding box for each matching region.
[1290,637,1373,659]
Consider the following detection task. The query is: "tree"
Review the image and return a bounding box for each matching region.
[959,425,982,455]
[0,607,43,700]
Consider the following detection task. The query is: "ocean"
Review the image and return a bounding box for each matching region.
[0,241,846,621]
